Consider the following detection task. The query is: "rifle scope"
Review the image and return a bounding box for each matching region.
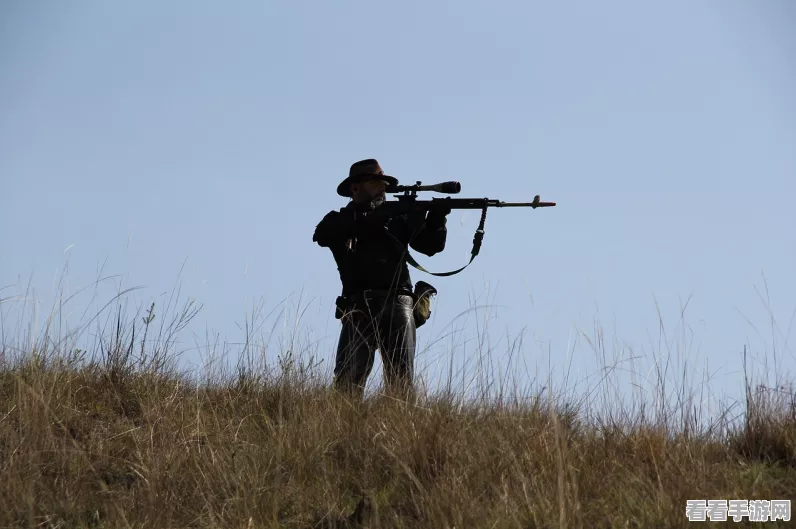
[392,181,461,194]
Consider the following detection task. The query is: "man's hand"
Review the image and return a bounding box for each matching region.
[425,203,451,230]
[432,203,453,217]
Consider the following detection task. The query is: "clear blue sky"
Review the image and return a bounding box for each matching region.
[2,0,795,411]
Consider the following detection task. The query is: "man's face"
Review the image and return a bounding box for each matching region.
[351,179,388,206]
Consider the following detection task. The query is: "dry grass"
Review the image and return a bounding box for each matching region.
[1,288,795,528]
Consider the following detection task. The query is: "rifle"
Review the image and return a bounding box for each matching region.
[364,180,556,277]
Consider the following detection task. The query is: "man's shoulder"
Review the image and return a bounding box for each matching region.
[316,207,353,228]
[319,207,346,218]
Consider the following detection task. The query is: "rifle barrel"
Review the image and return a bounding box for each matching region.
[497,201,557,208]
[383,196,556,210]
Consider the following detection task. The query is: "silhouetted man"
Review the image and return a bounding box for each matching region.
[312,159,450,399]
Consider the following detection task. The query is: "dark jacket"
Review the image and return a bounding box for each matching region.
[313,202,447,295]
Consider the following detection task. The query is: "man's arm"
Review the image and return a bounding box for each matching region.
[407,209,449,256]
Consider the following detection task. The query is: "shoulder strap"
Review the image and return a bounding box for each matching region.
[402,205,489,277]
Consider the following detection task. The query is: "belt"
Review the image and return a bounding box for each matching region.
[346,288,414,301]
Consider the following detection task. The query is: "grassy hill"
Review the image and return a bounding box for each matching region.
[1,301,794,528]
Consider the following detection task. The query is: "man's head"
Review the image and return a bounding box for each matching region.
[337,159,399,204]
[350,178,388,206]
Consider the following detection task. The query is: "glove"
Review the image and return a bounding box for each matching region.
[425,202,451,230]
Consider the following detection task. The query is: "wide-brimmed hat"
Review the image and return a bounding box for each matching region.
[337,158,399,197]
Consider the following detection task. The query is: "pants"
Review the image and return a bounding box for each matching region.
[333,293,416,399]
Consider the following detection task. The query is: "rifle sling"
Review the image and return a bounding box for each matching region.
[401,205,488,277]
